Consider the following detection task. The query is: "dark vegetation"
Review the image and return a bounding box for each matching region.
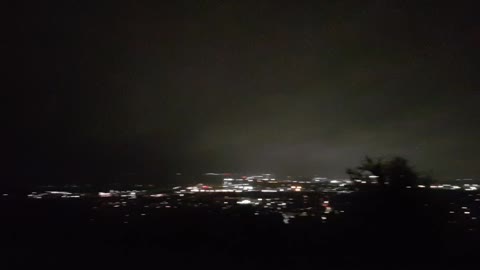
[346,155,433,188]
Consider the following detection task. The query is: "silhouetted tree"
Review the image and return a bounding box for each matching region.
[418,171,435,188]
[384,157,418,188]
[347,156,420,188]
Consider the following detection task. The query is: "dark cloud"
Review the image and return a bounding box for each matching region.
[7,0,480,183]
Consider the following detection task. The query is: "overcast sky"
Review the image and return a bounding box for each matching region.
[7,0,480,183]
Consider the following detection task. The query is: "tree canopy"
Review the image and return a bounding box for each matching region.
[346,156,424,188]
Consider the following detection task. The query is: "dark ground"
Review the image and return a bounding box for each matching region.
[1,189,479,269]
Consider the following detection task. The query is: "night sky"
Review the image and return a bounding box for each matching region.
[7,1,480,183]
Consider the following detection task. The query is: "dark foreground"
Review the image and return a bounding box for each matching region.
[2,189,479,270]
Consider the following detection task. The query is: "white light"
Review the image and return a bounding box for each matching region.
[464,212,471,215]
[261,190,277,193]
[48,191,72,195]
[321,216,327,220]
[237,200,252,205]
[369,175,379,179]
[418,185,426,188]
[63,195,80,198]
[99,192,112,198]
[282,213,290,224]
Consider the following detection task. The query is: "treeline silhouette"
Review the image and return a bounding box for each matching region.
[347,155,434,188]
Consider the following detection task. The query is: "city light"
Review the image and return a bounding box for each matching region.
[99,192,112,197]
[237,200,252,205]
